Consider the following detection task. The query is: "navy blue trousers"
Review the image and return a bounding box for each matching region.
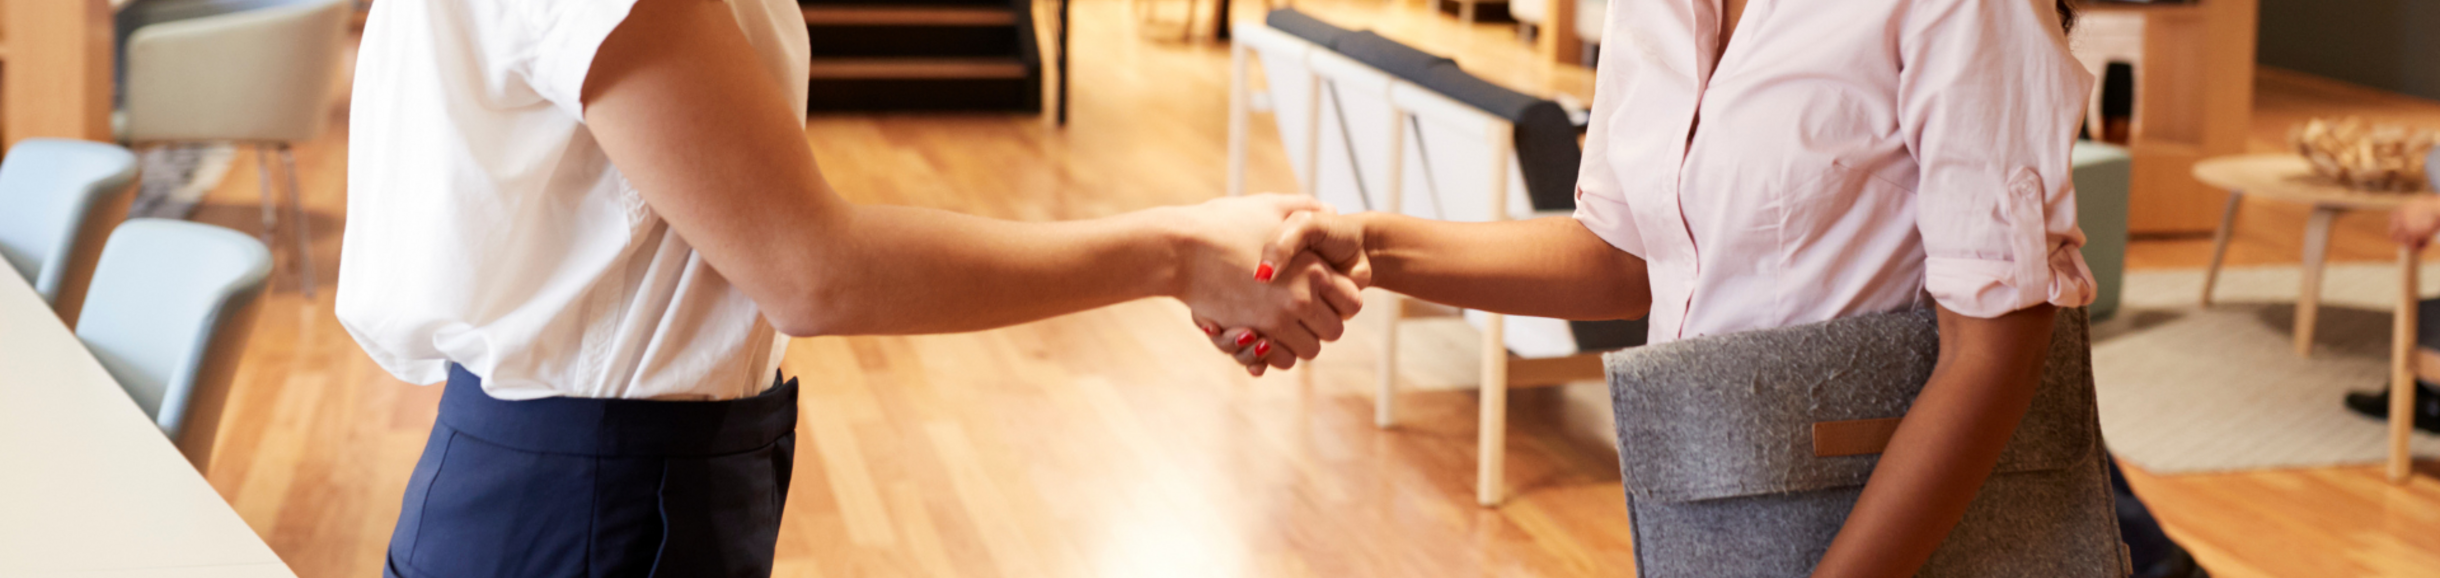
[384,365,798,578]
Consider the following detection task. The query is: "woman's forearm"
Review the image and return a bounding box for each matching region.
[778,204,1188,336]
[1808,304,2058,577]
[1357,213,1651,321]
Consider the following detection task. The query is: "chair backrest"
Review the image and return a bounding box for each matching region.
[76,219,271,470]
[1511,0,1549,26]
[123,0,351,143]
[1576,0,1607,43]
[0,139,139,313]
[1250,11,1558,221]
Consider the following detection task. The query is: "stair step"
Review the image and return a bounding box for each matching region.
[807,58,1028,80]
[802,5,1016,26]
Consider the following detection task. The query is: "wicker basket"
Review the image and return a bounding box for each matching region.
[2290,117,2437,192]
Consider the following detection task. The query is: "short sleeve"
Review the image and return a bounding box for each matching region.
[1570,20,1647,259]
[1899,0,2096,318]
[522,0,643,119]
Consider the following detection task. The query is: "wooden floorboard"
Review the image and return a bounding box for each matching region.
[183,0,2439,576]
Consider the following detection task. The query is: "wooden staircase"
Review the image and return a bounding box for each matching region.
[801,0,1051,113]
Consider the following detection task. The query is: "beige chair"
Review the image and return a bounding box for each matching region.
[122,0,350,298]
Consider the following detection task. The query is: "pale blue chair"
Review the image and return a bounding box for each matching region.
[0,139,139,325]
[76,219,271,470]
[2073,141,2133,322]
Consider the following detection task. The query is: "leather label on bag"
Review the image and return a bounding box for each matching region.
[1812,418,1904,457]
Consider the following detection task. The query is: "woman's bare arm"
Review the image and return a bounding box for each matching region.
[1808,304,2057,578]
[1348,213,1650,320]
[575,0,1354,360]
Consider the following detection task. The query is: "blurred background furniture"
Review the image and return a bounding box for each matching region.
[0,138,138,327]
[2378,155,2440,486]
[2075,142,2134,322]
[803,0,1061,117]
[1506,0,1586,66]
[118,0,347,299]
[2191,154,2418,358]
[2073,0,2260,234]
[1232,10,1643,506]
[75,218,270,470]
[0,228,291,577]
[0,0,117,150]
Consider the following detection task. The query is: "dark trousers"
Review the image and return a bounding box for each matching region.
[384,364,798,578]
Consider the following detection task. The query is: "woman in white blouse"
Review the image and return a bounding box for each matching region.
[340,0,1357,575]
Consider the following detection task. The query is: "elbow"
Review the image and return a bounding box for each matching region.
[767,308,834,338]
[764,301,838,338]
[1614,298,1652,322]
[1601,278,1653,321]
[761,278,859,338]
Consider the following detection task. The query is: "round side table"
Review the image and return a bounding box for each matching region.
[2192,154,2419,356]
[2193,153,2428,483]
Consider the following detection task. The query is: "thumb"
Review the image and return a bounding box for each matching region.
[1260,211,1369,286]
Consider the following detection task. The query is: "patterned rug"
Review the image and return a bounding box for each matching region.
[127,143,237,220]
[2096,263,2440,474]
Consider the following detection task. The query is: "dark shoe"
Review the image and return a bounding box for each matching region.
[2133,545,2210,578]
[2344,382,2440,434]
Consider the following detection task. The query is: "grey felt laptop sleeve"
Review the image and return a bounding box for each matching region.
[1604,308,2125,577]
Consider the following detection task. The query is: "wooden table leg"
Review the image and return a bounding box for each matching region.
[2202,191,2243,307]
[1477,312,1508,506]
[2296,206,2337,357]
[2394,246,2422,484]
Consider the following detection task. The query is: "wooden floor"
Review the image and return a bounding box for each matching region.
[184,1,2440,576]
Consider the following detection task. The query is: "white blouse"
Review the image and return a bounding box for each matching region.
[338,0,808,400]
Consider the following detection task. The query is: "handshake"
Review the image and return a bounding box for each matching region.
[1167,194,1371,376]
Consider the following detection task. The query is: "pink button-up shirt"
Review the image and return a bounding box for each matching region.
[1572,0,2098,344]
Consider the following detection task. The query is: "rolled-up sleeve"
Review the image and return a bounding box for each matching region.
[1899,0,2097,318]
[1570,13,1647,259]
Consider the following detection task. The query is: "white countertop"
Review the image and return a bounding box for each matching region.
[0,273,294,577]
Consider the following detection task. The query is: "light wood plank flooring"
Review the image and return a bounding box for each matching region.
[181,0,2440,576]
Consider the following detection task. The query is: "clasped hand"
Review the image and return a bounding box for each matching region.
[1173,195,1370,376]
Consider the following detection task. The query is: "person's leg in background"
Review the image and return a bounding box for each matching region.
[2343,297,2440,433]
[2112,459,2209,578]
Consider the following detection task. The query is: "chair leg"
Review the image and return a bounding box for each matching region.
[1376,295,1402,428]
[2392,246,2421,483]
[278,143,316,300]
[1477,312,1508,506]
[2201,191,2242,307]
[254,144,278,251]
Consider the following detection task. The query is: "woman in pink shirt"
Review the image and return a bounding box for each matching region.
[1205,0,2093,574]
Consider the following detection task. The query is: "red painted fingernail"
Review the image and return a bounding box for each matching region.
[1202,324,1219,336]
[1236,332,1256,347]
[1254,262,1276,282]
[1254,340,1271,357]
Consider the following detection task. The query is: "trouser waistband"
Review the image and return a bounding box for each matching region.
[438,363,798,457]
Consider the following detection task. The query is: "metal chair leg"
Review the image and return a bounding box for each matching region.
[277,143,315,299]
[254,145,277,250]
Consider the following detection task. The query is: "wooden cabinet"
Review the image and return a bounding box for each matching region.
[0,0,114,149]
[2078,0,2261,235]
